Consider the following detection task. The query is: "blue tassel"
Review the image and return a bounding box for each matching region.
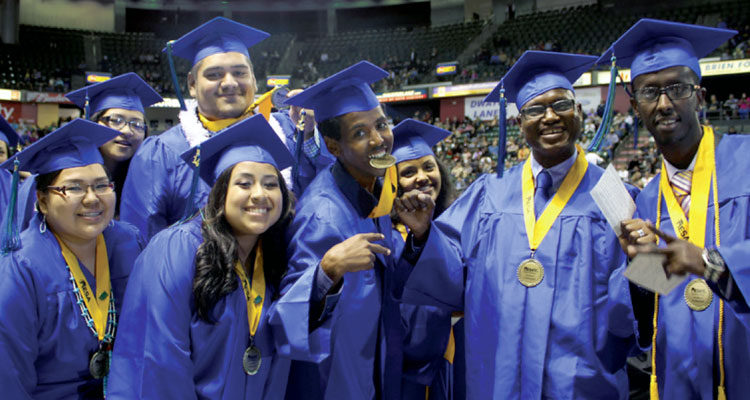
[166,41,187,111]
[588,54,618,152]
[84,91,91,120]
[180,145,201,222]
[1,159,21,255]
[292,111,305,190]
[633,116,639,150]
[496,87,507,177]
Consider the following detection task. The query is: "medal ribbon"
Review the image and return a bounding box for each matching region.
[234,242,266,337]
[368,165,398,218]
[651,125,725,400]
[54,233,111,341]
[521,144,588,252]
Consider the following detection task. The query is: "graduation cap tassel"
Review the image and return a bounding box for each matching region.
[180,146,201,222]
[633,115,639,150]
[588,54,618,152]
[1,159,22,255]
[292,111,305,190]
[166,41,187,111]
[84,92,91,120]
[496,87,507,177]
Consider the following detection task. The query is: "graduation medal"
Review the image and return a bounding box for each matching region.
[89,348,110,379]
[517,258,544,287]
[234,243,266,376]
[369,154,396,169]
[684,278,713,311]
[519,145,588,288]
[243,342,262,375]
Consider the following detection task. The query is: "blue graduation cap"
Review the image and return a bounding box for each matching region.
[180,114,294,187]
[391,119,451,163]
[66,73,163,117]
[484,51,596,176]
[485,51,597,109]
[1,119,119,253]
[165,17,270,67]
[1,118,118,175]
[0,115,20,150]
[284,61,388,123]
[597,18,737,81]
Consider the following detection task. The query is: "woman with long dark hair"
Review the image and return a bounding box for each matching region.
[0,119,144,399]
[390,119,464,400]
[108,115,295,399]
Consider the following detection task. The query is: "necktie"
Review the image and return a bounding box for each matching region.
[535,170,553,219]
[671,170,692,215]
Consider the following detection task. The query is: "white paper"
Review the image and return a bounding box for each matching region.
[623,253,688,295]
[590,164,636,236]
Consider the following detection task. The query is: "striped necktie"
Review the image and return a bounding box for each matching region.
[671,170,692,215]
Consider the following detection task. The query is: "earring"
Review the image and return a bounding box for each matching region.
[108,219,114,228]
[39,214,47,234]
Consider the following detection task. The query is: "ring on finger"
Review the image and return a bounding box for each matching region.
[636,228,646,238]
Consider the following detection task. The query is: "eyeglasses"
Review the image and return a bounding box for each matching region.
[47,182,116,198]
[632,83,700,103]
[520,99,576,119]
[100,115,147,134]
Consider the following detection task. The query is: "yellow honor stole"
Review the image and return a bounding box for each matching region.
[521,144,588,255]
[650,125,725,400]
[54,234,111,341]
[368,165,399,218]
[198,106,256,132]
[234,242,266,338]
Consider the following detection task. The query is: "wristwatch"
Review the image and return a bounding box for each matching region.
[702,249,727,283]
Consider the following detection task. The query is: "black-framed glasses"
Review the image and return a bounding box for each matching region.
[100,115,147,134]
[519,99,576,119]
[633,83,701,103]
[47,182,116,198]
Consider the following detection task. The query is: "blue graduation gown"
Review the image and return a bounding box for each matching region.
[615,134,750,399]
[0,168,11,217]
[270,162,450,399]
[402,163,638,399]
[107,217,291,400]
[119,111,333,241]
[0,220,143,399]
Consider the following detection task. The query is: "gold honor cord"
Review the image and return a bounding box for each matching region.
[54,234,111,341]
[198,105,255,133]
[521,144,589,253]
[651,125,725,400]
[368,165,399,218]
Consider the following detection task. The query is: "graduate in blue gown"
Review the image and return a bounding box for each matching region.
[119,17,333,241]
[13,73,163,232]
[389,119,464,400]
[0,119,144,399]
[271,61,451,399]
[398,51,640,399]
[0,115,21,215]
[108,114,299,399]
[605,19,750,399]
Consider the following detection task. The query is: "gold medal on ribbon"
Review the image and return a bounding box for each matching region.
[517,258,544,287]
[684,278,713,311]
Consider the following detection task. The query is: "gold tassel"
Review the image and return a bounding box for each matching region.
[717,385,727,400]
[650,374,659,400]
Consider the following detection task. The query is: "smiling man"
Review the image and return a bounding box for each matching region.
[606,19,750,399]
[120,17,331,240]
[270,61,450,400]
[397,51,640,399]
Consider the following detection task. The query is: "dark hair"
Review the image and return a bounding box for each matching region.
[433,157,456,218]
[35,170,64,193]
[193,165,295,322]
[317,115,343,140]
[392,156,456,226]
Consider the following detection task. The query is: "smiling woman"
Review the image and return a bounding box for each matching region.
[0,119,145,399]
[108,115,301,400]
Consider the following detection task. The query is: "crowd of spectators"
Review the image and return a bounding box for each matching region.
[706,92,750,119]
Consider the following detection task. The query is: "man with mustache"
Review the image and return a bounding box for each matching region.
[610,19,750,399]
[120,17,331,240]
[397,51,639,399]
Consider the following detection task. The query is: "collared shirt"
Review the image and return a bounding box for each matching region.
[530,148,578,192]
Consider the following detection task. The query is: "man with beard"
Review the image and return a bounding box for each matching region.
[609,19,750,399]
[121,17,332,240]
